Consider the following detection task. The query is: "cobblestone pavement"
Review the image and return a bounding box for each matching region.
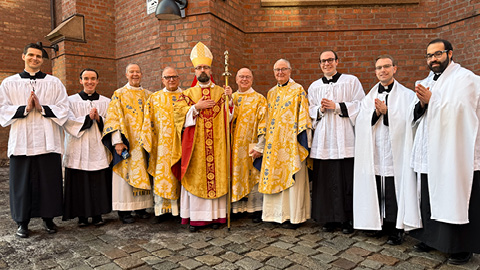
[0,167,478,270]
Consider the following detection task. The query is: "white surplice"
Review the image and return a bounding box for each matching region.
[353,80,417,230]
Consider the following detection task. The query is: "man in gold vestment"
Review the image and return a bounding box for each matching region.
[226,68,267,223]
[253,59,312,229]
[102,63,153,224]
[141,67,182,223]
[171,42,233,232]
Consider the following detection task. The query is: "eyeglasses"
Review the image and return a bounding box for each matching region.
[320,58,335,64]
[238,75,252,80]
[195,66,211,71]
[375,64,393,70]
[163,75,179,80]
[273,67,290,73]
[425,50,449,60]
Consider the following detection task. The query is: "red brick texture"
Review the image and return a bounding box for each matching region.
[0,0,479,162]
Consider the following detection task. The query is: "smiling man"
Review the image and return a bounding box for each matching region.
[0,43,69,238]
[308,50,365,234]
[407,39,480,265]
[226,68,267,223]
[141,67,182,224]
[353,55,416,245]
[63,68,112,227]
[257,59,312,229]
[102,63,153,224]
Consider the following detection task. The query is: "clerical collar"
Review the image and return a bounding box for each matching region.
[322,72,341,84]
[126,83,142,90]
[79,90,99,101]
[238,88,254,94]
[378,81,394,93]
[162,87,182,93]
[19,70,47,79]
[277,80,289,87]
[433,73,441,81]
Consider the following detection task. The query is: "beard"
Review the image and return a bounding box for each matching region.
[197,72,210,83]
[429,56,450,74]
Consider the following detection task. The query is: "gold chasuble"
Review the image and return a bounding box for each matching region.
[172,84,229,199]
[141,90,181,201]
[103,85,152,191]
[259,80,311,194]
[231,91,267,202]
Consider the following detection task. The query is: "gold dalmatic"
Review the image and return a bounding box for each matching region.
[172,84,229,199]
[231,91,267,202]
[141,91,181,200]
[103,86,152,192]
[258,80,311,194]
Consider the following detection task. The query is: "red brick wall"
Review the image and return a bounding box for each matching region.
[0,0,53,161]
[1,0,479,163]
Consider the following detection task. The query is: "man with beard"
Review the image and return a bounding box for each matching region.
[141,67,182,223]
[308,50,364,234]
[0,43,69,237]
[171,42,233,232]
[353,55,416,245]
[407,39,480,265]
[102,63,153,224]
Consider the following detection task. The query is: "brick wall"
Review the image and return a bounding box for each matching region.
[1,0,479,163]
[0,0,53,161]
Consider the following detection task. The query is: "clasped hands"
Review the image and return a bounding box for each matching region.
[415,84,431,108]
[26,91,42,113]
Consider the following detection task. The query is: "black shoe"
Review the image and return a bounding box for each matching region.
[92,216,105,226]
[341,221,354,234]
[252,211,262,223]
[448,252,472,265]
[189,225,198,232]
[413,242,434,252]
[386,232,404,246]
[322,222,338,232]
[281,221,300,229]
[365,230,384,238]
[43,220,57,234]
[120,214,135,224]
[135,209,150,219]
[78,217,89,227]
[16,225,29,238]
[211,223,220,230]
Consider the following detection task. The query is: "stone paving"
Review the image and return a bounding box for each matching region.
[0,167,479,270]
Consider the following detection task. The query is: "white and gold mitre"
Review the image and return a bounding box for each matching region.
[190,42,213,67]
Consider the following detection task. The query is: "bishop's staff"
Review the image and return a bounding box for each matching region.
[222,50,232,231]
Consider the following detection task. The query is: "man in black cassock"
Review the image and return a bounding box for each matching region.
[0,43,69,238]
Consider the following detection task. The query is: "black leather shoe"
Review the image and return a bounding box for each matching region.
[92,216,105,226]
[78,217,89,227]
[211,223,220,229]
[322,222,338,232]
[135,209,150,219]
[252,211,262,223]
[386,232,404,246]
[413,242,434,252]
[448,252,472,265]
[16,225,29,238]
[281,221,300,229]
[341,222,354,234]
[120,214,135,224]
[189,225,198,232]
[365,230,384,238]
[43,220,57,234]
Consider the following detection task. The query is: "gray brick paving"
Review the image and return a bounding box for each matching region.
[0,167,479,269]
